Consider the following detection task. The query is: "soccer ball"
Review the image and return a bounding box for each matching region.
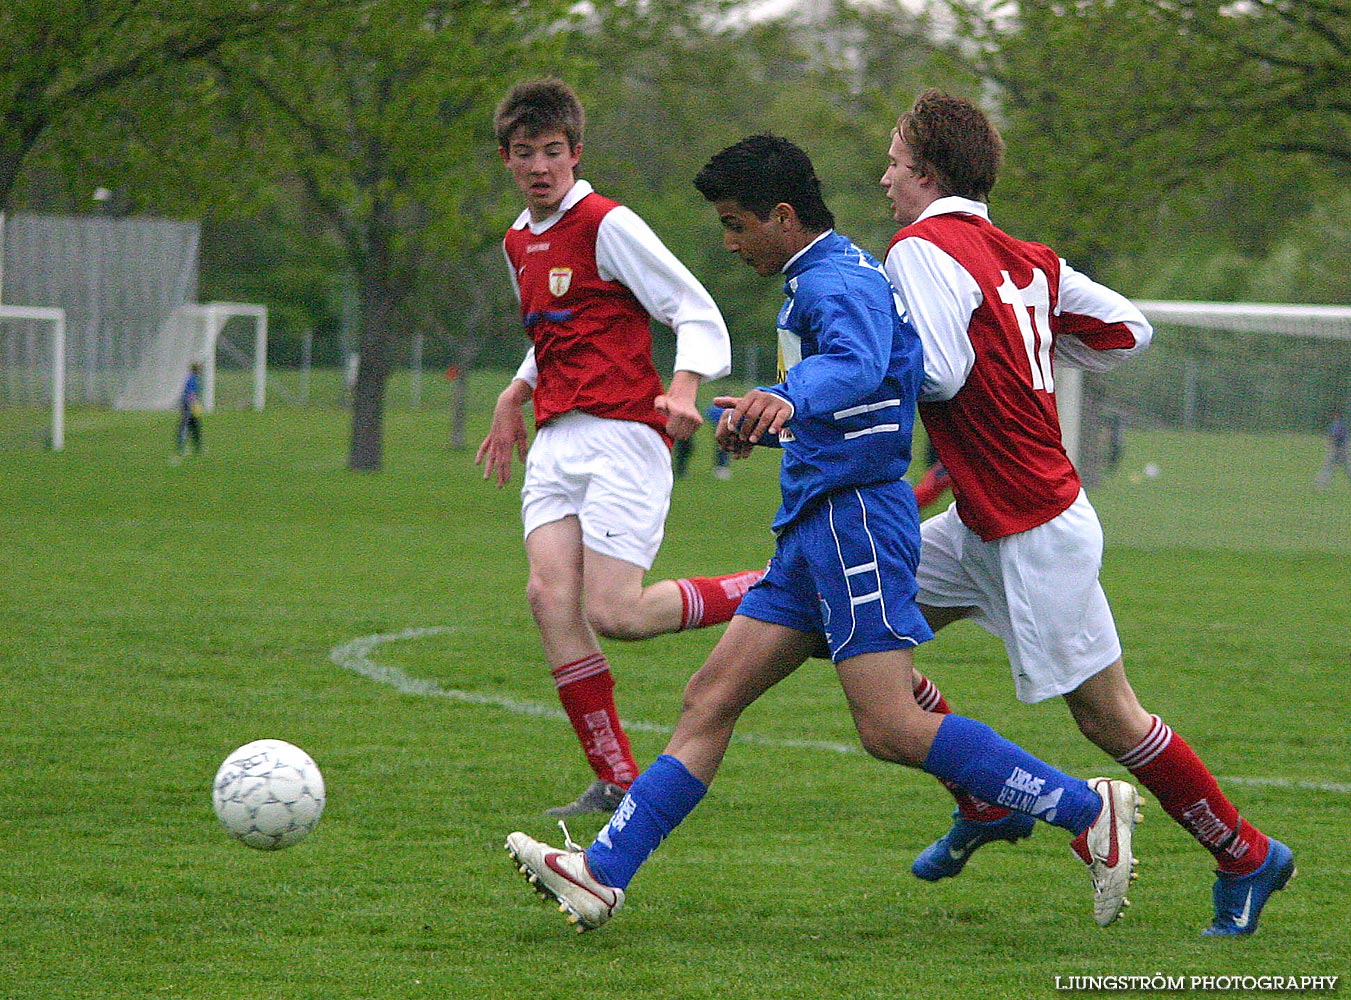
[212,739,326,850]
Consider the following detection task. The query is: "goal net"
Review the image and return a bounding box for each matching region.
[113,302,267,411]
[1066,300,1351,551]
[1,212,200,405]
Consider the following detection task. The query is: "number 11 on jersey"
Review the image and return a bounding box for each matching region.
[997,268,1054,392]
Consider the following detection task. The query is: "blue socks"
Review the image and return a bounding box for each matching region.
[582,718,1100,891]
[586,754,707,889]
[924,715,1102,834]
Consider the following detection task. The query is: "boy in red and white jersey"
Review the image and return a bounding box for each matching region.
[476,79,763,817]
[880,88,1292,936]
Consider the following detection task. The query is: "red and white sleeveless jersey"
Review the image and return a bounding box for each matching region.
[505,190,668,436]
[885,198,1151,541]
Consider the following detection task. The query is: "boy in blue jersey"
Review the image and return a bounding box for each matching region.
[506,134,1142,933]
[176,362,204,455]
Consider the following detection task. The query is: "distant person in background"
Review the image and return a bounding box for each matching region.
[1314,411,1350,488]
[671,430,694,478]
[880,88,1292,937]
[177,362,204,455]
[1104,410,1126,473]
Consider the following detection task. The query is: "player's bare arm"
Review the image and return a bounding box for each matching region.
[475,378,532,487]
[714,390,792,446]
[654,370,704,440]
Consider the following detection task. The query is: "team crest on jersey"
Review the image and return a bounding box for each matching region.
[548,267,573,296]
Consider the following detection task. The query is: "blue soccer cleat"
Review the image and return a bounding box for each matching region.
[912,809,1037,882]
[1203,838,1295,936]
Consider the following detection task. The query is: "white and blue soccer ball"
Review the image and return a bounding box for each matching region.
[212,739,326,850]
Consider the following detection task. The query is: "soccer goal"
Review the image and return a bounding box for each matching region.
[113,301,268,412]
[1066,300,1351,486]
[0,304,67,450]
[2,213,269,450]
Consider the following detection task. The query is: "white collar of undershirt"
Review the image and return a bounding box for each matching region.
[782,228,835,273]
[510,180,595,234]
[915,195,990,225]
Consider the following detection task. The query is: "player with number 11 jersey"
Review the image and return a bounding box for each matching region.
[881,89,1291,938]
[885,203,1150,541]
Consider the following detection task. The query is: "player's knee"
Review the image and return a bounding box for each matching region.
[525,573,577,626]
[677,692,737,737]
[855,719,928,767]
[858,730,907,765]
[585,600,647,641]
[524,575,549,618]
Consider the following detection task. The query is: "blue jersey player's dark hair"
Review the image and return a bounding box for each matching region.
[693,134,835,232]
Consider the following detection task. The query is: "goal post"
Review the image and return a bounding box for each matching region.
[0,303,66,451]
[199,302,268,412]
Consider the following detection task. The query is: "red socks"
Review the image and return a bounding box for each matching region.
[676,568,766,629]
[913,673,1015,823]
[551,654,638,788]
[1117,715,1269,875]
[915,674,1271,874]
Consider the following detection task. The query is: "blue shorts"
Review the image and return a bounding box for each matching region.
[737,481,934,661]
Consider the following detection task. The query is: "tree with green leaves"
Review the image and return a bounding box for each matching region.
[944,0,1351,289]
[0,0,328,210]
[200,0,591,470]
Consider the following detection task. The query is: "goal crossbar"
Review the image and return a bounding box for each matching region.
[1135,301,1351,341]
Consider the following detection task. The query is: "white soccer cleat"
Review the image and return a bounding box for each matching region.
[506,831,624,933]
[1070,777,1142,926]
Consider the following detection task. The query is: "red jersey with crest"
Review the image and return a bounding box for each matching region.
[886,205,1147,540]
[504,191,668,439]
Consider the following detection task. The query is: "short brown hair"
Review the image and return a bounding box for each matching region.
[494,78,585,149]
[895,89,1004,202]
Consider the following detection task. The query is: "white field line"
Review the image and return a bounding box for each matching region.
[330,626,1350,795]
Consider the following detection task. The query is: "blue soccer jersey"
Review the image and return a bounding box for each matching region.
[757,230,925,532]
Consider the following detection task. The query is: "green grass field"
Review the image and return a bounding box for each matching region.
[3,376,1348,999]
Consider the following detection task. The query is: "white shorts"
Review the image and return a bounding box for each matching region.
[521,411,673,570]
[916,490,1122,703]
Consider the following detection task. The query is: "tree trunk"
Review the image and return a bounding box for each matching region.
[447,338,482,450]
[347,274,397,472]
[450,372,468,449]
